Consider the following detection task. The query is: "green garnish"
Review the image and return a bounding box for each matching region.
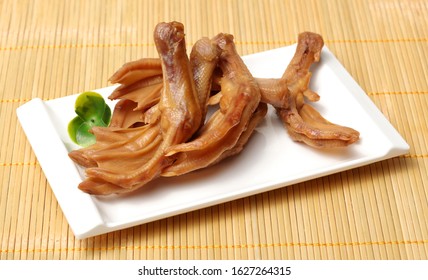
[68,91,111,147]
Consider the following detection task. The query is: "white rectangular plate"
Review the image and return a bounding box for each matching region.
[17,45,409,239]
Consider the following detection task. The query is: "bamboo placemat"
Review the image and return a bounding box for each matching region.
[1,0,427,260]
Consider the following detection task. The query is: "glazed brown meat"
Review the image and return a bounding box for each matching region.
[68,23,360,196]
[257,32,359,148]
[108,58,163,128]
[162,33,263,176]
[213,102,268,164]
[72,22,203,194]
[106,32,359,150]
[283,103,359,148]
[70,22,224,195]
[105,36,221,129]
[189,37,221,123]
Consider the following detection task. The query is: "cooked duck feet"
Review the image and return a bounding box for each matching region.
[163,33,262,176]
[257,32,359,148]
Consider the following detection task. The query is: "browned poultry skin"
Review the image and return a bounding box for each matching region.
[284,104,359,148]
[109,99,145,128]
[106,36,220,129]
[72,124,164,194]
[72,22,203,194]
[70,26,360,195]
[69,57,164,171]
[189,37,221,123]
[213,102,267,164]
[162,103,267,177]
[105,32,358,151]
[107,60,163,128]
[68,116,165,168]
[108,58,162,91]
[70,24,224,194]
[257,32,359,148]
[162,33,262,177]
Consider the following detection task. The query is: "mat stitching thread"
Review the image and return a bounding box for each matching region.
[1,91,427,104]
[1,239,428,254]
[0,98,32,103]
[0,162,39,167]
[368,91,428,96]
[0,37,427,51]
[402,154,427,159]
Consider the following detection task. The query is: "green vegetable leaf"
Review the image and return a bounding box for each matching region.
[68,91,111,147]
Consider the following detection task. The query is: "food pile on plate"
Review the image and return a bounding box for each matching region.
[68,21,359,195]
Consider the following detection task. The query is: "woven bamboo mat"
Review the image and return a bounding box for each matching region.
[1,0,427,260]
